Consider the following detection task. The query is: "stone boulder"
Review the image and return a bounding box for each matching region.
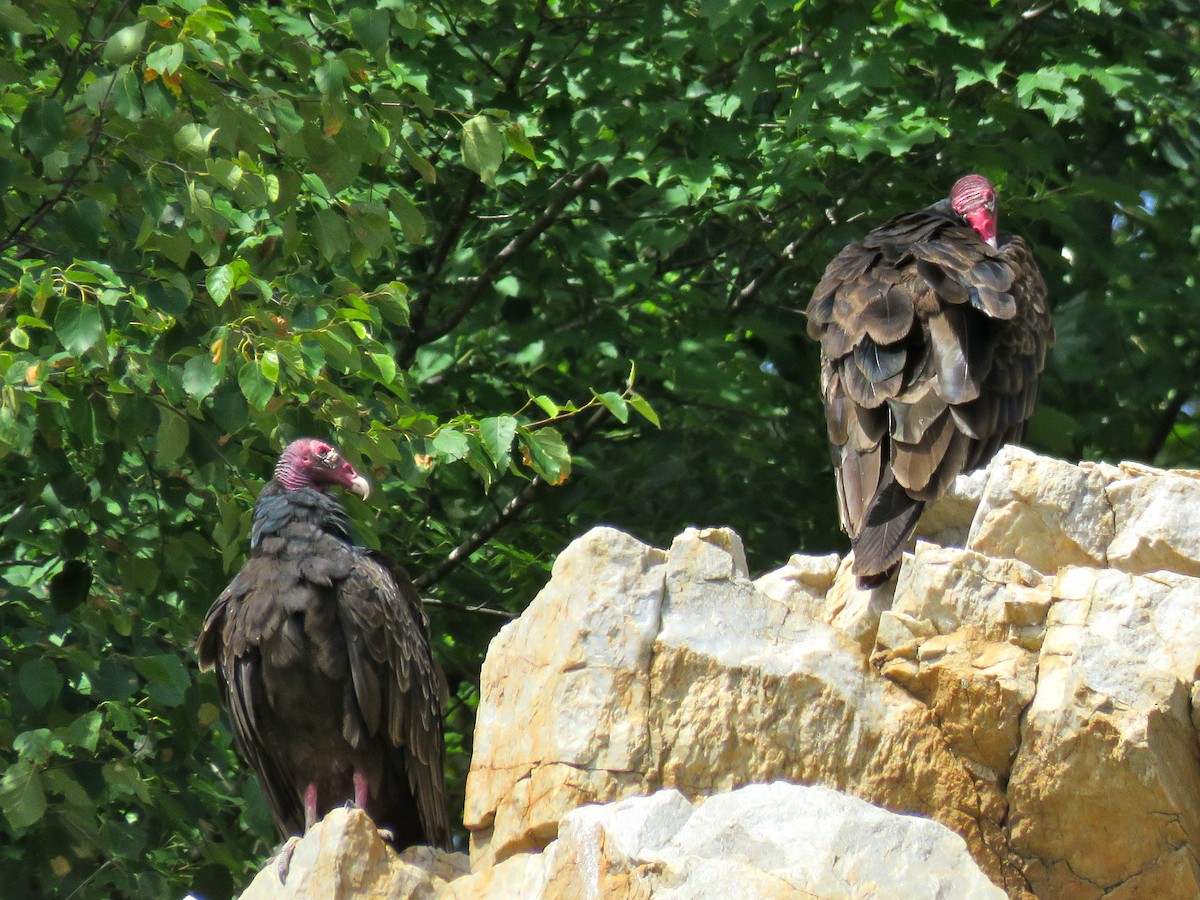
[451,783,1004,899]
[463,447,1200,899]
[235,808,468,899]
[234,783,1002,900]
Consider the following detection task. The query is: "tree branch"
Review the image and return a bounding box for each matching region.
[414,405,610,591]
[412,475,545,592]
[727,154,894,313]
[411,162,607,348]
[1143,390,1189,463]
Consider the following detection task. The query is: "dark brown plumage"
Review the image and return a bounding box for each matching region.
[197,439,451,850]
[806,175,1054,582]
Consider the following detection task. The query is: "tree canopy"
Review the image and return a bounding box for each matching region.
[1,0,1197,896]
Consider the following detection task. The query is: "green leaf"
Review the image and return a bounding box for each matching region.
[400,137,437,183]
[205,263,234,304]
[175,123,219,157]
[504,122,537,162]
[374,280,411,326]
[594,391,629,423]
[0,2,38,33]
[462,115,504,185]
[432,428,470,462]
[531,394,558,417]
[110,67,143,121]
[18,659,62,709]
[350,7,390,55]
[145,42,184,74]
[55,298,105,355]
[628,393,660,428]
[260,349,280,383]
[17,97,64,157]
[42,769,91,810]
[155,409,189,466]
[13,729,64,764]
[389,190,427,244]
[480,415,518,467]
[367,351,396,384]
[0,761,47,828]
[103,21,146,64]
[238,359,274,410]
[68,711,103,754]
[207,158,243,190]
[183,353,222,400]
[312,207,350,261]
[134,654,190,708]
[519,426,571,484]
[102,761,151,802]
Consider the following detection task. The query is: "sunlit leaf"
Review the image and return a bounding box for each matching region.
[462,115,504,185]
[480,415,518,467]
[54,298,104,355]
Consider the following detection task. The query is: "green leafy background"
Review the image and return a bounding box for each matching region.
[1,0,1197,896]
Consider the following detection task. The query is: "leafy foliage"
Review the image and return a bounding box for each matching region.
[0,0,1196,896]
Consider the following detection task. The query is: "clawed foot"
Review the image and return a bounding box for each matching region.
[274,835,302,883]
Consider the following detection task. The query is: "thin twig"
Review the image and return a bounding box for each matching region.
[412,475,544,592]
[414,163,607,348]
[420,596,516,620]
[415,405,610,591]
[728,155,894,313]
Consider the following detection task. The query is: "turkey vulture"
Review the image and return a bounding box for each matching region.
[806,175,1054,582]
[197,438,451,851]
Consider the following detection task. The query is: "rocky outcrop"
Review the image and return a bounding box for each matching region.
[452,783,1004,899]
[238,784,1000,900]
[234,448,1200,898]
[236,808,468,899]
[464,447,1200,899]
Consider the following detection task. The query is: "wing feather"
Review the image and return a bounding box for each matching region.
[337,552,452,850]
[806,198,1053,582]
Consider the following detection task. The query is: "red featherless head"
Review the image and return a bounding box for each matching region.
[275,438,370,498]
[950,174,998,248]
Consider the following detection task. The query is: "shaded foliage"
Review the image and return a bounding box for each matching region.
[0,0,1196,896]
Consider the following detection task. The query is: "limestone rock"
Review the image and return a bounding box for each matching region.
[966,445,1114,571]
[464,527,666,868]
[238,808,468,900]
[1008,566,1200,897]
[753,550,839,625]
[450,784,1003,899]
[460,450,1200,899]
[1106,467,1200,577]
[466,525,1018,887]
[918,464,991,548]
[234,449,1200,900]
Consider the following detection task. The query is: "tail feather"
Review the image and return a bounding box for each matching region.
[851,475,925,580]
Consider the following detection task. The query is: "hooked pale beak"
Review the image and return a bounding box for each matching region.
[348,473,371,499]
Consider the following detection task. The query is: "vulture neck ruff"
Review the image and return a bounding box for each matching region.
[249,481,353,552]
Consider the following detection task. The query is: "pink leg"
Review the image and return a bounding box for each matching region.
[353,769,369,809]
[303,783,319,830]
